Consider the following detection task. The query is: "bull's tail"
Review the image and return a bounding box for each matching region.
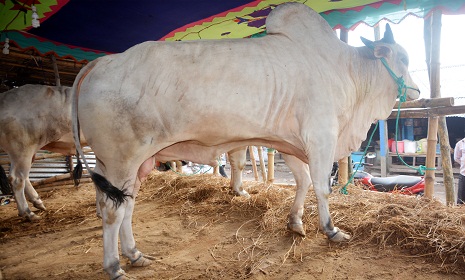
[71,60,130,207]
[0,164,12,195]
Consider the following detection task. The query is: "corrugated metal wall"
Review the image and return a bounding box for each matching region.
[0,150,95,182]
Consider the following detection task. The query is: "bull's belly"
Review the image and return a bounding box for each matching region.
[155,139,307,165]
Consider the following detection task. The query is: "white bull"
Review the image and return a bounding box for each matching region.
[0,84,85,221]
[72,3,419,278]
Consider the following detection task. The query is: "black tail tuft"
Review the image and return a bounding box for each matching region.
[73,160,83,187]
[0,165,12,195]
[91,172,132,208]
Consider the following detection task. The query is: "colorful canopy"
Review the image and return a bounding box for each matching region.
[1,0,465,63]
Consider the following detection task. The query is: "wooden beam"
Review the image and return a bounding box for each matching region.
[388,105,465,119]
[51,55,61,86]
[1,61,79,76]
[394,97,453,109]
[8,47,87,68]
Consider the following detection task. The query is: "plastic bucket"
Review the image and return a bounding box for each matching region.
[351,152,365,171]
[391,141,404,153]
[403,140,416,154]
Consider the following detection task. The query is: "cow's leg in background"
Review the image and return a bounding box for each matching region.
[9,153,44,221]
[227,146,250,198]
[307,145,351,242]
[24,177,46,211]
[281,154,312,236]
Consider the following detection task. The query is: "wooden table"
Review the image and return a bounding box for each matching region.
[388,152,441,169]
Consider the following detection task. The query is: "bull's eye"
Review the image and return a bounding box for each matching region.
[400,56,409,67]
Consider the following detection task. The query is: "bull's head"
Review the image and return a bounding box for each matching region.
[361,24,420,101]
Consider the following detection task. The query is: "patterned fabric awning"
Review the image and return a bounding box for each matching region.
[1,0,465,62]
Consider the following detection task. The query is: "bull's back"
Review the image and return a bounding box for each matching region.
[0,85,73,152]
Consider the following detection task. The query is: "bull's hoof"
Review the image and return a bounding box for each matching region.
[33,201,46,211]
[110,268,132,280]
[287,222,306,236]
[236,190,251,199]
[131,254,153,267]
[328,227,351,242]
[26,213,41,222]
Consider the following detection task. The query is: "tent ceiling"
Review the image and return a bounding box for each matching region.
[1,0,465,89]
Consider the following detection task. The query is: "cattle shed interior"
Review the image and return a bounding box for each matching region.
[0,46,85,92]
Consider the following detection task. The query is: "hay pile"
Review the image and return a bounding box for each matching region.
[141,171,465,272]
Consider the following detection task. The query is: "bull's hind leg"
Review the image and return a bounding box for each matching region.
[120,157,154,267]
[307,151,350,242]
[93,160,152,279]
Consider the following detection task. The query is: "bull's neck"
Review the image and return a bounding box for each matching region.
[334,46,397,159]
[352,46,398,118]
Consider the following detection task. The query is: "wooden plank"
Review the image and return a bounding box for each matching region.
[394,97,453,109]
[388,105,465,119]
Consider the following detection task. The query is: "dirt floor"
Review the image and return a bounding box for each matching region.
[1,166,465,280]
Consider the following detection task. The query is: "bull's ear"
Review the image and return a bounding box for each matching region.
[360,36,374,48]
[373,44,392,59]
[380,23,396,44]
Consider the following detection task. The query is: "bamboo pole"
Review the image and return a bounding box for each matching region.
[51,55,61,87]
[175,161,183,173]
[423,11,442,199]
[35,177,93,190]
[426,11,454,205]
[438,117,455,205]
[267,148,275,184]
[337,28,350,183]
[338,157,348,185]
[257,146,267,182]
[248,146,259,181]
[31,173,72,187]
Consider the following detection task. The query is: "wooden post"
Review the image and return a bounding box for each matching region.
[423,11,442,199]
[175,160,183,173]
[438,117,455,205]
[170,161,176,172]
[425,117,438,198]
[427,11,454,205]
[337,28,350,184]
[373,25,390,177]
[51,55,61,87]
[267,148,275,184]
[248,146,259,181]
[338,157,348,185]
[257,146,267,182]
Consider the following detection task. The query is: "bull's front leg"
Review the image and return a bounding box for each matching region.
[281,154,311,236]
[10,158,41,221]
[307,153,351,242]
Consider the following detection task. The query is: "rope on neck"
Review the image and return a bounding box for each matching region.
[380,57,434,176]
[339,54,429,194]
